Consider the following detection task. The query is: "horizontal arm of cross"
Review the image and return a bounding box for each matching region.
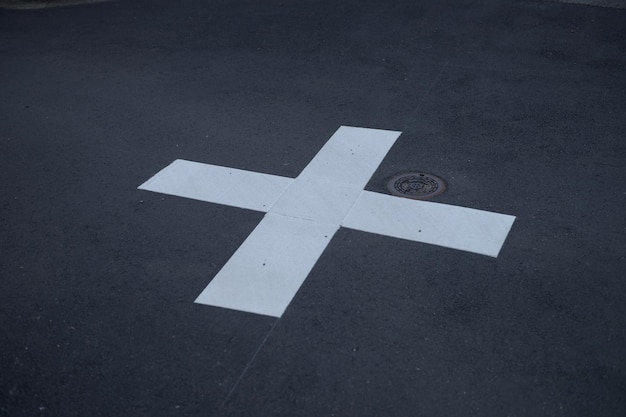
[139,159,514,258]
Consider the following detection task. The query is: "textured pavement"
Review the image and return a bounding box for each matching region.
[1,0,625,416]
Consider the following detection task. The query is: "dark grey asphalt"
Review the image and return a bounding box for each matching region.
[1,0,625,416]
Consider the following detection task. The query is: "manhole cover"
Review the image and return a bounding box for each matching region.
[386,172,446,200]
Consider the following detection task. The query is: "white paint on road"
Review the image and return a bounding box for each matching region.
[195,213,339,317]
[139,126,515,317]
[138,160,292,212]
[342,191,515,257]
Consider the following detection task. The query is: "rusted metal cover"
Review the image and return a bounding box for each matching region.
[386,173,446,200]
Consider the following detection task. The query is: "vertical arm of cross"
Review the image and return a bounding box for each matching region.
[194,126,401,317]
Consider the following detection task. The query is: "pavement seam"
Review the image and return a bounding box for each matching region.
[222,319,280,407]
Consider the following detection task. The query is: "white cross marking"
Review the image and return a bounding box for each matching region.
[138,126,515,317]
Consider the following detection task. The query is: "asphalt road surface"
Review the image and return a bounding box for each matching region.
[1,0,625,416]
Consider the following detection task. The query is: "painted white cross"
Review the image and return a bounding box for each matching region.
[139,126,515,318]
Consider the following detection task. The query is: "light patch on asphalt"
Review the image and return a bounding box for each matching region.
[139,126,516,317]
[0,0,114,10]
[544,0,626,8]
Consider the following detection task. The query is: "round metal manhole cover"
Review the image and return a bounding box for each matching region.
[386,172,446,200]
